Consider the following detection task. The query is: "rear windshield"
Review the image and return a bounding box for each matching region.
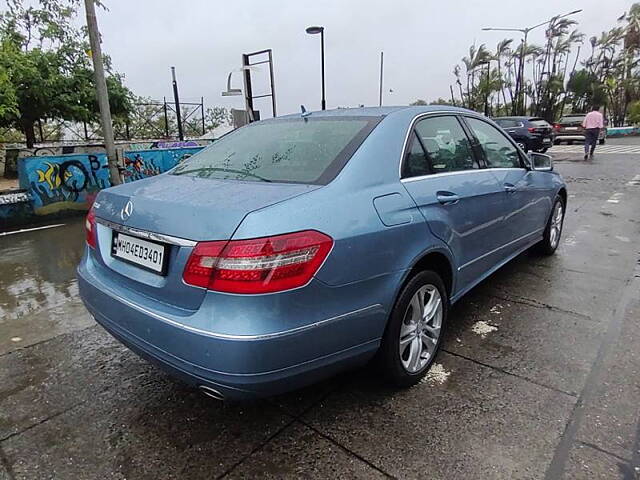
[529,118,550,127]
[560,115,585,123]
[171,116,380,185]
[495,119,522,128]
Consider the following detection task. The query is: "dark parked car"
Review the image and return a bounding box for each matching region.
[553,114,607,145]
[493,117,554,153]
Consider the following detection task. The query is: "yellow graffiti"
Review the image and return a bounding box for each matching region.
[36,162,72,190]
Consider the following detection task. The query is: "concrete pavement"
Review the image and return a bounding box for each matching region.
[1,151,639,479]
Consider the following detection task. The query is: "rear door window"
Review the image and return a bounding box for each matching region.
[402,133,431,178]
[413,116,478,174]
[465,117,522,169]
[172,117,380,185]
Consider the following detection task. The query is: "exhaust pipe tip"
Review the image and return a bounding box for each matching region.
[198,385,225,401]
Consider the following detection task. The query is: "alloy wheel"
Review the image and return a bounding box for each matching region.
[549,202,564,248]
[399,285,443,373]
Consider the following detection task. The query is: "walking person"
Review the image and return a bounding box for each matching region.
[582,106,604,160]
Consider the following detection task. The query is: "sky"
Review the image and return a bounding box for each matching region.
[95,0,633,118]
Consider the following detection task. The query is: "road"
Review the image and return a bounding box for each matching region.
[1,147,639,479]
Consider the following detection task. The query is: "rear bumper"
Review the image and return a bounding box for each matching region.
[555,134,585,141]
[556,131,606,141]
[529,136,553,150]
[77,252,390,399]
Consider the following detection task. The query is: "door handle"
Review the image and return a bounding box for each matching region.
[436,191,459,205]
[504,183,517,193]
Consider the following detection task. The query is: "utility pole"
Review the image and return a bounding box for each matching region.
[379,51,384,107]
[171,67,184,141]
[84,0,120,185]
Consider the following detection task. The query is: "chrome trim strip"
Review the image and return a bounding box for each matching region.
[400,167,528,183]
[96,218,197,247]
[401,169,478,183]
[458,228,543,271]
[85,270,382,340]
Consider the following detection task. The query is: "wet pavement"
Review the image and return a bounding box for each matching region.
[1,151,640,479]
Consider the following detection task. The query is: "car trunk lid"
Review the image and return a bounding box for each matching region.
[89,174,319,309]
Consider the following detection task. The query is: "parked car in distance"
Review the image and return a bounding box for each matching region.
[553,113,607,145]
[77,106,567,401]
[493,116,554,153]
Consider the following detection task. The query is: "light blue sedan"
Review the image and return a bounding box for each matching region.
[77,106,566,400]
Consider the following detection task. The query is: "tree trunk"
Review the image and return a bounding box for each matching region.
[22,118,36,149]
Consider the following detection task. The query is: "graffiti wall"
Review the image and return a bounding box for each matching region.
[18,153,110,215]
[16,146,205,216]
[606,126,640,137]
[3,139,212,178]
[122,147,203,182]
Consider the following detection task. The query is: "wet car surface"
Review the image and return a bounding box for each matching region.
[1,149,639,479]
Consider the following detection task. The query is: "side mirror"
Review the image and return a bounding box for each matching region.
[529,152,553,171]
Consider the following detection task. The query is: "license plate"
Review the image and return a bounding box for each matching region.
[111,232,168,275]
[543,138,552,144]
[565,126,579,131]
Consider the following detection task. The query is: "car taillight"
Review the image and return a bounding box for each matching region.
[553,124,561,130]
[528,127,536,133]
[85,206,97,248]
[183,230,333,294]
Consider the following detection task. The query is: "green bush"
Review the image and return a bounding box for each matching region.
[628,101,640,126]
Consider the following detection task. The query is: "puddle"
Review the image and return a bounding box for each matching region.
[0,218,92,354]
[0,218,85,322]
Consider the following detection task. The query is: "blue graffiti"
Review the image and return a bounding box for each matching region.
[18,153,111,212]
[17,146,205,214]
[122,147,203,183]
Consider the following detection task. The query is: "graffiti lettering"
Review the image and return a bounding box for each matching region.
[59,160,89,193]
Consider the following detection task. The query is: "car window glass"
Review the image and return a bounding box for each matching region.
[402,134,430,178]
[465,117,521,168]
[530,119,550,127]
[559,116,584,124]
[172,117,376,185]
[414,116,477,173]
[495,119,517,128]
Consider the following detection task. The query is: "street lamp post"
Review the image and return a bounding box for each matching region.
[482,9,581,115]
[306,26,326,110]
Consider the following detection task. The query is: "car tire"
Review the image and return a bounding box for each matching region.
[536,195,565,256]
[553,139,560,145]
[378,270,448,388]
[537,147,549,153]
[599,138,605,145]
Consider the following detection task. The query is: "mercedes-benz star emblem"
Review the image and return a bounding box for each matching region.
[120,200,133,221]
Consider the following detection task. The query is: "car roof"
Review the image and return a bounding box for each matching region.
[275,105,473,120]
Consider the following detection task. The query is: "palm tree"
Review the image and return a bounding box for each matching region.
[461,44,493,111]
[495,39,513,111]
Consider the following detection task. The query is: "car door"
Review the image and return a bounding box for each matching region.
[463,116,548,257]
[400,115,505,291]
